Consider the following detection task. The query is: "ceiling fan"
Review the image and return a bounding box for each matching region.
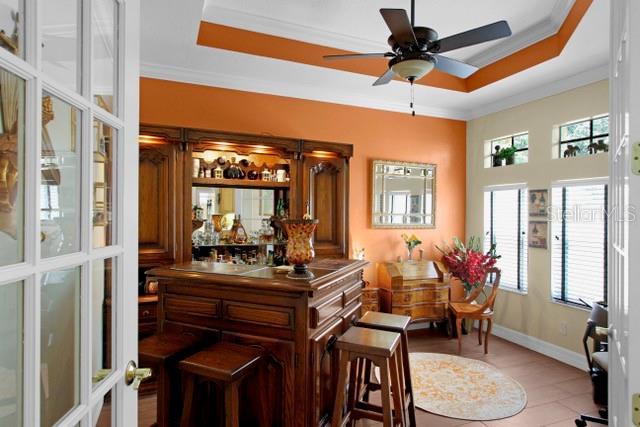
[323,0,512,86]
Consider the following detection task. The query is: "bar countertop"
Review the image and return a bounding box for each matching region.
[146,258,368,293]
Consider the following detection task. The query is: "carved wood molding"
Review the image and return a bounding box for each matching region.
[309,161,340,176]
[139,147,169,165]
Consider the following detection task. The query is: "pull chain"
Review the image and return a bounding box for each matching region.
[409,78,415,116]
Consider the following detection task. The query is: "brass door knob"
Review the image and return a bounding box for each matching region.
[124,360,152,390]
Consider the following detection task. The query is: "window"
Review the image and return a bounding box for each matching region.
[484,187,528,291]
[558,116,609,158]
[490,133,529,167]
[551,182,608,306]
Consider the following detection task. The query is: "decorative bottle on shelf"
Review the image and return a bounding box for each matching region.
[230,214,248,243]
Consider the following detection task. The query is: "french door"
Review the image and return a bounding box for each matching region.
[0,0,139,426]
[608,0,640,426]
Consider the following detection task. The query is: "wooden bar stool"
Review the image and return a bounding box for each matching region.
[332,326,407,427]
[179,342,264,427]
[356,311,416,427]
[139,332,204,427]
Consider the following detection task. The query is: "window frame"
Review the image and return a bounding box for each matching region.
[484,184,528,293]
[551,179,608,307]
[558,115,609,158]
[490,132,529,168]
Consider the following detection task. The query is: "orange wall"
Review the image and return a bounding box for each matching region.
[140,77,466,283]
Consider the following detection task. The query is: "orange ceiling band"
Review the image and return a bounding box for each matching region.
[197,0,592,93]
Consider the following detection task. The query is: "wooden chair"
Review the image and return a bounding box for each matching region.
[448,268,501,354]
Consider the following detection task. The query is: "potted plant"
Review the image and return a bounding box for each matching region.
[498,146,517,165]
[401,233,422,262]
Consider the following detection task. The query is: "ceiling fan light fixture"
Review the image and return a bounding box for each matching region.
[391,58,434,81]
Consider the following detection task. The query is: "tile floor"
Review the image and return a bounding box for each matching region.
[137,328,602,426]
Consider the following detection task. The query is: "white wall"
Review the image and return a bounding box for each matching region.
[466,80,609,355]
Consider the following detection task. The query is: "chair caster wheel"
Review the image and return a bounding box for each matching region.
[575,420,587,427]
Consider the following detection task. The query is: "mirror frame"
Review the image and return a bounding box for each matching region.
[370,159,436,229]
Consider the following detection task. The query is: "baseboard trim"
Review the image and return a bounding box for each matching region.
[490,323,588,371]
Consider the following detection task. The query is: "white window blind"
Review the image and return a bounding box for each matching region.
[551,183,607,305]
[484,187,528,291]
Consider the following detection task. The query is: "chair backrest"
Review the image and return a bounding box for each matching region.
[479,267,501,313]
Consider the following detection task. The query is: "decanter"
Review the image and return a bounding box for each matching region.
[230,215,248,243]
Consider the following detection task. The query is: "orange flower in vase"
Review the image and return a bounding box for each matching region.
[282,219,319,279]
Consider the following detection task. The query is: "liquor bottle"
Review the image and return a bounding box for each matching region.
[230,214,248,243]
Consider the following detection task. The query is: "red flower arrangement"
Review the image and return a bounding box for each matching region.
[436,237,500,293]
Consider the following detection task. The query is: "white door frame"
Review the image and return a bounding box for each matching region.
[608,1,639,426]
[0,0,139,425]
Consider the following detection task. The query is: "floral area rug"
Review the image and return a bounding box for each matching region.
[409,352,527,420]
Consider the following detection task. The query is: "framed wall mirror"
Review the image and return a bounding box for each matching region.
[371,160,436,228]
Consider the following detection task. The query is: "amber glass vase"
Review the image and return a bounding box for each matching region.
[282,219,319,279]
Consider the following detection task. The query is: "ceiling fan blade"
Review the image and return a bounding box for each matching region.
[373,68,395,86]
[323,52,394,61]
[434,20,512,53]
[433,55,478,78]
[380,9,418,48]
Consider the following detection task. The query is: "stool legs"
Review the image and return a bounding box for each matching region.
[379,357,393,427]
[399,332,416,427]
[224,382,240,427]
[180,374,196,427]
[389,351,405,426]
[333,347,409,427]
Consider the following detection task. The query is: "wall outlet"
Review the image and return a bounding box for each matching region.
[559,322,568,336]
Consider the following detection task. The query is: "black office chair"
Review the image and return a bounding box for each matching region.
[575,301,608,427]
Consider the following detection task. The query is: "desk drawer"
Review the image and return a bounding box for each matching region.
[391,303,447,322]
[392,288,449,305]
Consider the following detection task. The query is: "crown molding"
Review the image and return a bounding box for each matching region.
[467,0,575,67]
[141,61,608,123]
[202,1,575,68]
[140,61,470,120]
[468,63,608,119]
[201,5,385,53]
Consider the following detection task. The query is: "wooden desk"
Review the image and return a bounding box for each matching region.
[147,259,367,427]
[377,261,449,323]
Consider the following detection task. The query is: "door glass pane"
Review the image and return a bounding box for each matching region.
[0,68,25,267]
[42,0,81,91]
[93,390,112,427]
[92,0,117,114]
[0,281,22,427]
[91,257,113,386]
[40,266,80,426]
[41,93,81,258]
[93,120,114,248]
[0,1,23,58]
